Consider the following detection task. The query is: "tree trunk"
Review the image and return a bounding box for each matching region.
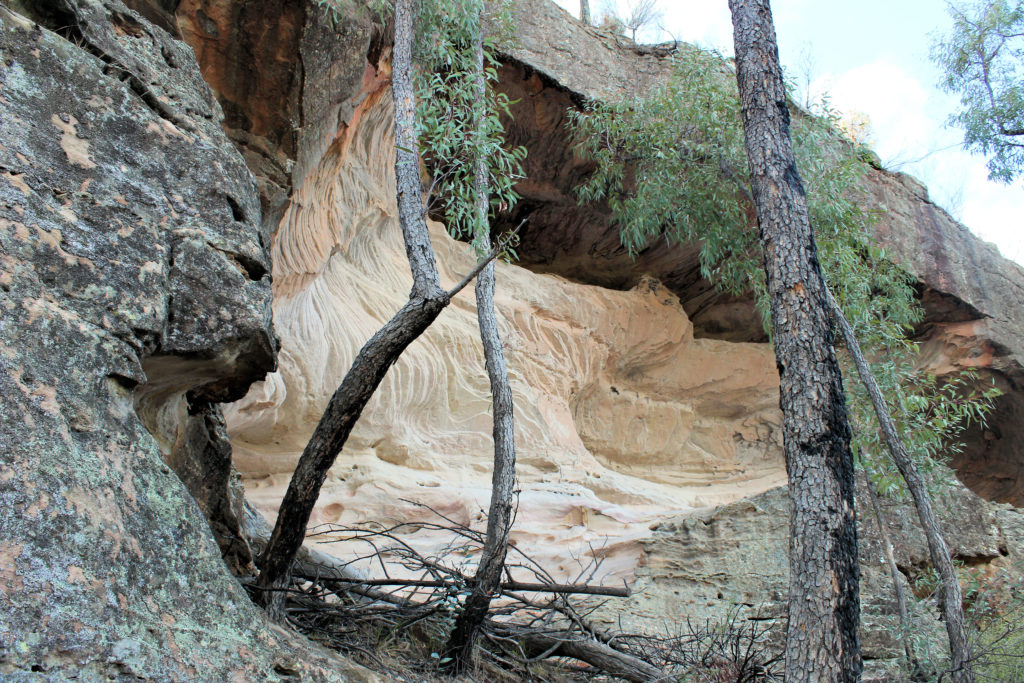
[580,0,591,25]
[861,466,921,676]
[727,2,861,681]
[827,288,974,682]
[441,10,518,673]
[255,0,451,617]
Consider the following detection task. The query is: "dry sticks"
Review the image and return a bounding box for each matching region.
[243,503,781,682]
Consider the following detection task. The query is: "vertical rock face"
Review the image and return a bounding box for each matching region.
[867,170,1024,507]
[0,1,371,679]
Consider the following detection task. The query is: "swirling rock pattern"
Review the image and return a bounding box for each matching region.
[225,90,786,579]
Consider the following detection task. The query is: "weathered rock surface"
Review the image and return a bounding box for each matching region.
[181,17,787,584]
[869,170,1024,507]
[188,0,1022,674]
[614,480,1024,679]
[181,0,1024,564]
[0,1,373,679]
[227,90,787,578]
[2,0,1022,678]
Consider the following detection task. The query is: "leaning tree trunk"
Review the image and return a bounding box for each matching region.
[727,1,861,681]
[257,0,457,617]
[827,289,974,682]
[861,466,922,676]
[441,10,518,674]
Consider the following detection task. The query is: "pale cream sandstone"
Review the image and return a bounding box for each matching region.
[225,91,786,582]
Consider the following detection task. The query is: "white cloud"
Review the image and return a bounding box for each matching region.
[811,62,938,162]
[810,61,1023,265]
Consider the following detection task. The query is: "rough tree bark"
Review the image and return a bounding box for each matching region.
[827,289,974,682]
[441,9,518,673]
[727,1,861,681]
[256,0,472,616]
[580,0,591,25]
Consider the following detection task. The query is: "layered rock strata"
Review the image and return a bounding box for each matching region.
[193,0,1024,676]
[215,38,788,581]
[183,0,1024,577]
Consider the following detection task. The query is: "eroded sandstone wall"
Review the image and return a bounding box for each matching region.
[225,87,787,577]
[190,1,1024,678]
[191,0,1024,577]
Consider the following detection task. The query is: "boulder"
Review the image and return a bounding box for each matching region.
[0,1,373,678]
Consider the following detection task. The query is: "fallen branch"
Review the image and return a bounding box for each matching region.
[291,572,631,597]
[243,506,781,682]
[518,630,663,682]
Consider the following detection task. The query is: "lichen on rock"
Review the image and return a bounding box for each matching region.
[0,0,373,678]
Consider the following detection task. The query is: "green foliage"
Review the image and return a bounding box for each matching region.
[934,0,1024,183]
[313,0,392,25]
[414,0,526,255]
[852,366,1000,496]
[572,49,764,312]
[569,46,999,484]
[309,0,526,255]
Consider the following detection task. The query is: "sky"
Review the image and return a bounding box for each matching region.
[551,0,1024,266]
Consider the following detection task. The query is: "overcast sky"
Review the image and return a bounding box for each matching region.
[550,0,1024,266]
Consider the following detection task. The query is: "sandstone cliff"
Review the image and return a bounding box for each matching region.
[1,0,1023,679]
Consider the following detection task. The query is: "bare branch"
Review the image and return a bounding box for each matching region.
[446,218,526,298]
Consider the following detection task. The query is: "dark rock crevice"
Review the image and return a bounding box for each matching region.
[487,58,768,342]
[954,388,1024,507]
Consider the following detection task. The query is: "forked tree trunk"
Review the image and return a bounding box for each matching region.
[827,288,974,682]
[727,1,862,681]
[257,0,455,617]
[441,10,518,673]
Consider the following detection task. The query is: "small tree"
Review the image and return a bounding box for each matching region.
[255,0,524,618]
[570,5,998,681]
[412,0,524,671]
[935,0,1024,182]
[622,0,661,42]
[598,0,662,42]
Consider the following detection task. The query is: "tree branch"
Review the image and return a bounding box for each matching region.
[291,572,631,597]
[825,285,974,683]
[446,218,526,298]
